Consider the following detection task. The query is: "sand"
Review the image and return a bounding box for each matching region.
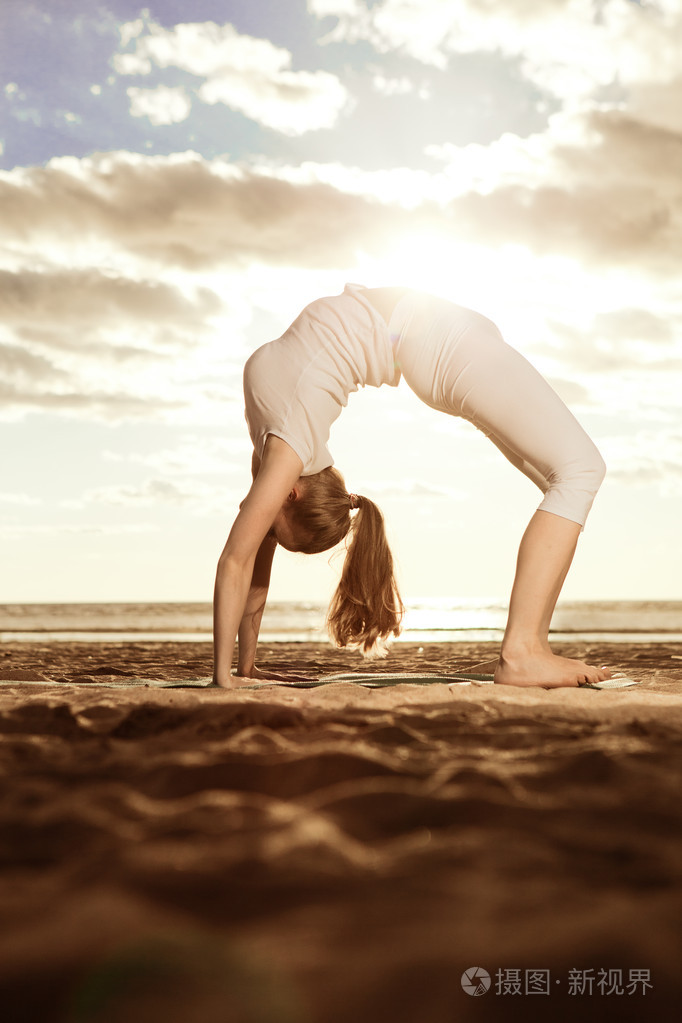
[1,638,681,1022]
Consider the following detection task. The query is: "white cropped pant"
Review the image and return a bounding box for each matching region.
[388,290,606,528]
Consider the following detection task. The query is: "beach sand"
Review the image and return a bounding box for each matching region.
[1,638,681,1022]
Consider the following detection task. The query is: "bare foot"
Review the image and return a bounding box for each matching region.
[213,667,313,688]
[494,650,612,689]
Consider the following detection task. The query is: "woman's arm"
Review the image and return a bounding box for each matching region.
[236,530,277,676]
[236,450,277,676]
[212,436,302,687]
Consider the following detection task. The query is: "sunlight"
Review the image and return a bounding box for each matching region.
[357,232,555,340]
[360,231,654,358]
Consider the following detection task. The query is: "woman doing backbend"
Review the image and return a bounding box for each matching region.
[213,284,610,689]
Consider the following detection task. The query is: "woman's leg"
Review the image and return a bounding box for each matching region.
[462,347,608,686]
[494,510,609,687]
[395,298,608,687]
[451,339,608,687]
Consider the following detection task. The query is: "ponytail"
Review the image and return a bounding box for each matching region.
[286,468,404,654]
[326,495,404,655]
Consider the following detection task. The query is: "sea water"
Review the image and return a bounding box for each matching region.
[1,599,681,643]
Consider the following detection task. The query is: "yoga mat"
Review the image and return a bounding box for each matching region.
[0,675,216,689]
[238,671,639,690]
[0,672,639,690]
[316,671,640,690]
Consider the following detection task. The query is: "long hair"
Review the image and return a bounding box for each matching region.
[290,467,404,654]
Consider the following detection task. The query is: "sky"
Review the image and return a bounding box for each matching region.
[1,0,681,606]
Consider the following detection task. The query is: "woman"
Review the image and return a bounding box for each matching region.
[213,283,610,689]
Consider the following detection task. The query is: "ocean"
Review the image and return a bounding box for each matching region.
[1,599,681,643]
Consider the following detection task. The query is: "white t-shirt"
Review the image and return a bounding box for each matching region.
[243,283,400,475]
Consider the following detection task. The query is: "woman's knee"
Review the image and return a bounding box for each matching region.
[539,440,606,526]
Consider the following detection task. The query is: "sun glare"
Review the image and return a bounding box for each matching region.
[358,232,554,341]
[361,232,651,354]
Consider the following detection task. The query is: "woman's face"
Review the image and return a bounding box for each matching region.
[270,505,301,552]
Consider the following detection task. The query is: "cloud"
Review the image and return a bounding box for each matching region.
[1,101,681,290]
[103,436,251,477]
[600,430,682,492]
[276,105,682,277]
[84,476,234,514]
[544,377,593,407]
[0,264,228,419]
[89,478,201,506]
[198,64,350,137]
[310,0,682,111]
[587,308,676,346]
[70,436,254,519]
[430,108,682,276]
[0,492,41,506]
[115,19,350,136]
[361,478,467,500]
[0,522,158,539]
[549,307,682,373]
[0,151,411,272]
[629,74,682,134]
[0,341,62,381]
[369,68,431,99]
[0,268,219,338]
[127,85,192,125]
[0,379,183,421]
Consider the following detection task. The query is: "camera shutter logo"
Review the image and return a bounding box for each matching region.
[461,967,491,996]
